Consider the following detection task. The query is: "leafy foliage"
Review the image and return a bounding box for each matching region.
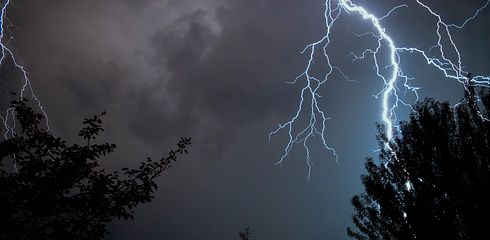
[0,99,191,240]
[239,227,250,240]
[347,87,490,239]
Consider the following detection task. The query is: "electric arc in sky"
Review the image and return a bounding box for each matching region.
[0,0,50,140]
[270,0,490,179]
[0,0,489,179]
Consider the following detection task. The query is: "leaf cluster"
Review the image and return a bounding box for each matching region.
[348,87,490,239]
[0,99,191,240]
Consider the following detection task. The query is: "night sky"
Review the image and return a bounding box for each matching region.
[2,0,490,239]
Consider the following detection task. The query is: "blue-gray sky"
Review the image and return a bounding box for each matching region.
[2,0,490,239]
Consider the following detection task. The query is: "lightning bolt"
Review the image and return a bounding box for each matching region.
[0,0,50,140]
[270,0,490,179]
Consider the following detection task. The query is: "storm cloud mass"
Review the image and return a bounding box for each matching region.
[3,0,490,239]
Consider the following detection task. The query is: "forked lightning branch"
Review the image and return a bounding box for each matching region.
[270,0,490,179]
[1,0,50,140]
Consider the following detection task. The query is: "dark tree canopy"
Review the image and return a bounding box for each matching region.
[0,99,191,240]
[347,87,490,239]
[239,227,250,240]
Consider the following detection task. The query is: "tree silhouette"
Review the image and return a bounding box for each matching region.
[347,86,490,239]
[239,227,250,240]
[0,99,191,240]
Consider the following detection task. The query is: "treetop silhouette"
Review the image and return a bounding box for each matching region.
[348,86,490,239]
[0,99,191,240]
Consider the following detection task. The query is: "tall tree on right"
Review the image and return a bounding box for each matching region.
[347,85,490,239]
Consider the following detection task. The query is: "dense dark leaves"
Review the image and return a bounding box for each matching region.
[0,99,191,240]
[239,227,250,240]
[347,87,490,239]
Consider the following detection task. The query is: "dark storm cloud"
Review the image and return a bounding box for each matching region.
[142,1,310,157]
[51,0,322,162]
[10,0,312,161]
[8,0,225,154]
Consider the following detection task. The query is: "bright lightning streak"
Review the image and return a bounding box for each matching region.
[271,0,490,179]
[0,0,50,140]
